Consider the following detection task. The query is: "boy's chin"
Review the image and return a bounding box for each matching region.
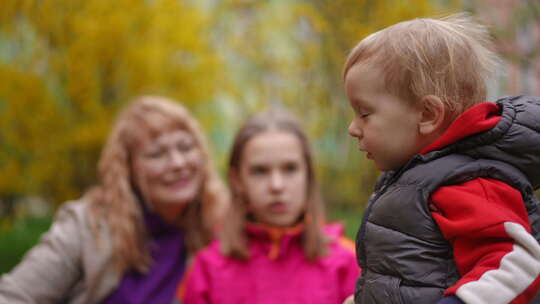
[374,162,396,172]
[366,155,401,171]
[375,165,388,172]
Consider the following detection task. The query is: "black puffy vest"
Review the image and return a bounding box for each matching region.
[354,95,540,304]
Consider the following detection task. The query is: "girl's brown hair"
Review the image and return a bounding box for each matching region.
[86,95,228,274]
[220,108,327,260]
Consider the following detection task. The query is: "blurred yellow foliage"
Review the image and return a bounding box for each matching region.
[0,0,221,205]
[0,0,460,212]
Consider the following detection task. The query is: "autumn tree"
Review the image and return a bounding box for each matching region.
[0,0,222,211]
[0,0,462,219]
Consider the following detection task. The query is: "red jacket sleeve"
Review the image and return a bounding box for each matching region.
[431,178,540,304]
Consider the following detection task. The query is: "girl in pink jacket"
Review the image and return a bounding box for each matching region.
[177,108,360,304]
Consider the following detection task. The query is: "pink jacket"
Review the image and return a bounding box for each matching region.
[179,223,360,304]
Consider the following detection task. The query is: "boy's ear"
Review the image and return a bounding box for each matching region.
[418,95,447,135]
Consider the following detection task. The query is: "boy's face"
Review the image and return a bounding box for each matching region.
[345,63,424,171]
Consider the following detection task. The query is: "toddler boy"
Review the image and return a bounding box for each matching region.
[344,13,540,304]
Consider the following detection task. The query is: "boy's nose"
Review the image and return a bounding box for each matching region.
[348,121,362,138]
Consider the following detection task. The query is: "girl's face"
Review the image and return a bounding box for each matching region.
[234,131,308,227]
[132,129,204,222]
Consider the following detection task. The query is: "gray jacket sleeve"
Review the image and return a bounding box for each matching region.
[0,202,84,304]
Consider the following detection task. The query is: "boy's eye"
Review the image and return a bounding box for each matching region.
[352,105,370,119]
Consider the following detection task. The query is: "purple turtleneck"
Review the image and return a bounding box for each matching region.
[101,204,186,304]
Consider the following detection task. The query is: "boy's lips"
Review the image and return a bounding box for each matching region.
[357,145,372,159]
[357,142,366,151]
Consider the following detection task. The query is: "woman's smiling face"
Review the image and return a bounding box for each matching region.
[132,129,204,221]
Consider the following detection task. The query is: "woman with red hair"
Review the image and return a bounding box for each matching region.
[0,96,228,304]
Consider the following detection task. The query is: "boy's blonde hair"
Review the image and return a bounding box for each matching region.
[343,13,500,117]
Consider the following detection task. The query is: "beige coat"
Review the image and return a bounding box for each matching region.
[0,200,121,304]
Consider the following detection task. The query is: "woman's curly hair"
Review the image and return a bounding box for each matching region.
[86,95,228,274]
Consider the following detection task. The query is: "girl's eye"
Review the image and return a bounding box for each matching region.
[250,165,269,175]
[283,162,298,173]
[360,113,370,118]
